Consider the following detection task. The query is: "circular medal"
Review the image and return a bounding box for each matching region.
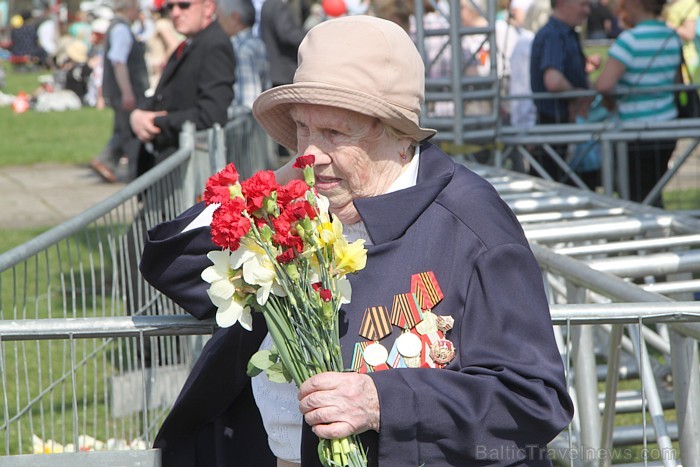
[430,339,455,365]
[404,355,421,368]
[415,311,438,335]
[396,332,422,358]
[363,342,389,366]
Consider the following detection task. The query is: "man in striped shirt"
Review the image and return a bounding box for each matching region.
[595,0,682,205]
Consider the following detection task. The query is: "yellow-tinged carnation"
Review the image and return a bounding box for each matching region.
[318,215,344,248]
[334,237,367,275]
[232,237,286,305]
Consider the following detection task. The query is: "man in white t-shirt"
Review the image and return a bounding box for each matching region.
[90,0,149,183]
[36,5,58,67]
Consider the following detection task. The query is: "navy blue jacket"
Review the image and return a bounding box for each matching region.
[140,143,574,466]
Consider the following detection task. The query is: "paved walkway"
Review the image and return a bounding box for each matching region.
[0,163,125,229]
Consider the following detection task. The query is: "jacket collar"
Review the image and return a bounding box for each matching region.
[159,21,216,86]
[354,142,454,245]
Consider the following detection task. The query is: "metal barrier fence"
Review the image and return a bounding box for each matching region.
[0,122,210,460]
[0,111,276,462]
[2,124,700,465]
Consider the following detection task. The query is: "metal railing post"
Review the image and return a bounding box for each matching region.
[601,141,614,197]
[669,328,700,465]
[600,323,623,467]
[570,323,601,464]
[568,281,601,465]
[628,322,677,467]
[180,121,198,207]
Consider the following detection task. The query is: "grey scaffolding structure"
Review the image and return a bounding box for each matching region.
[414,0,700,209]
[479,166,700,466]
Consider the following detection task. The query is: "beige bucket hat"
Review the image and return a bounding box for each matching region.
[252,15,436,151]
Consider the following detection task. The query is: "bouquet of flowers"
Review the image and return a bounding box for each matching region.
[200,156,368,466]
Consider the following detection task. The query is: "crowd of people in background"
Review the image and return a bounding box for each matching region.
[1,0,699,198]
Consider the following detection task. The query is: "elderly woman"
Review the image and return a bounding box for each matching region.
[140,16,573,466]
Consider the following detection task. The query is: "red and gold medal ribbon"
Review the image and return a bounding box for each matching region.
[358,306,392,341]
[410,271,444,310]
[390,292,423,329]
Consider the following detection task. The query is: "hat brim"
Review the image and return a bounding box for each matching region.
[252,82,436,151]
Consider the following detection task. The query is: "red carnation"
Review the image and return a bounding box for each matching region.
[210,198,250,250]
[275,229,304,253]
[318,288,332,302]
[277,179,309,205]
[301,200,318,220]
[241,170,277,213]
[282,201,317,222]
[276,248,297,264]
[203,163,239,205]
[272,214,292,238]
[293,154,315,169]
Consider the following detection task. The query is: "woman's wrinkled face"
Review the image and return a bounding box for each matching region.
[291,104,408,224]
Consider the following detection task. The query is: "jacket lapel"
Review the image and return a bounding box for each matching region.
[355,142,454,245]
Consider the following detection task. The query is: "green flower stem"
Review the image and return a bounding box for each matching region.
[264,295,308,385]
[239,202,367,466]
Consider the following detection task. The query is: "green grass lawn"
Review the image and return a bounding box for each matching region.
[0,62,112,167]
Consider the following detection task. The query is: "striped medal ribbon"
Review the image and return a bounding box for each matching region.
[358,306,392,367]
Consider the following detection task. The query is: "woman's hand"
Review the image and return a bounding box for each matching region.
[298,372,380,439]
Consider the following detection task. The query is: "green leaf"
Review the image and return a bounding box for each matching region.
[265,361,293,384]
[246,350,277,377]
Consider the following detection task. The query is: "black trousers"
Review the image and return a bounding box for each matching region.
[626,139,676,207]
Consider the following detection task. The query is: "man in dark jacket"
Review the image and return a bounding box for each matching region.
[259,0,306,87]
[129,0,235,176]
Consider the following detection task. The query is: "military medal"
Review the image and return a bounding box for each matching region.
[391,292,423,329]
[430,339,456,365]
[411,271,444,310]
[387,339,408,368]
[395,331,422,358]
[404,355,422,368]
[363,342,389,366]
[436,314,454,332]
[358,306,392,368]
[354,271,452,372]
[415,309,438,334]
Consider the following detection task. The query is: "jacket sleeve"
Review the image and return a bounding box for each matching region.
[139,202,218,320]
[368,243,574,465]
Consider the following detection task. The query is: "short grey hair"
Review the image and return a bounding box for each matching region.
[217,0,256,26]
